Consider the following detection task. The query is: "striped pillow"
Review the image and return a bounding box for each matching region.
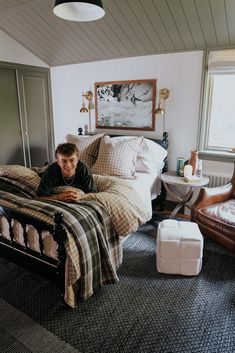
[65,133,104,168]
[91,136,143,179]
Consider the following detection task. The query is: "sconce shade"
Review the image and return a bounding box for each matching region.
[155,103,165,115]
[80,104,88,113]
[53,0,105,22]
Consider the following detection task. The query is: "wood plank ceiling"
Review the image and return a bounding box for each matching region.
[0,0,235,67]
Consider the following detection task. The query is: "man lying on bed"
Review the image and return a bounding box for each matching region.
[37,143,97,202]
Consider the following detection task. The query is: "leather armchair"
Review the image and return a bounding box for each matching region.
[191,162,235,252]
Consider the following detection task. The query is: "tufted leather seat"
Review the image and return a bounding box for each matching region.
[191,162,235,252]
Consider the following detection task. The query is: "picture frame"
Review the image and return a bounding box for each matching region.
[95,79,156,130]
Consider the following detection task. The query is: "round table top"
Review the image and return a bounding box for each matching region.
[161,171,209,188]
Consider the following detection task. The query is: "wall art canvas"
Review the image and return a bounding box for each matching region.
[95,79,156,130]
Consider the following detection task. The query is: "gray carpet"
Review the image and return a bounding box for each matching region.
[0,216,235,353]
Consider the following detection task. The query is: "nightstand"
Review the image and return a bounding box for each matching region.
[160,171,209,218]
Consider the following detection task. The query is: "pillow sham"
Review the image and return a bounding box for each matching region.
[91,135,143,179]
[65,133,104,168]
[0,165,41,190]
[109,136,167,173]
[137,138,167,172]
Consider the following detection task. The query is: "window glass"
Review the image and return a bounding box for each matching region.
[208,74,235,150]
[199,49,235,160]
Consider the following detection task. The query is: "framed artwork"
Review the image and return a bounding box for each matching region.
[95,79,156,130]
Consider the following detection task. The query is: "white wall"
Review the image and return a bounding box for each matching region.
[0,29,48,67]
[1,29,232,176]
[51,51,204,171]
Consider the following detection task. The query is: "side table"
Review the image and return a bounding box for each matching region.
[160,171,209,219]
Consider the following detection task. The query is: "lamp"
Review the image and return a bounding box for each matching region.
[53,0,105,22]
[155,88,170,132]
[80,93,88,113]
[80,90,94,133]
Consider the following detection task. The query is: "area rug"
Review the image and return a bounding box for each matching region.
[0,217,235,353]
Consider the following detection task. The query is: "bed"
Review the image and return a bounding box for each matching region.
[0,132,168,308]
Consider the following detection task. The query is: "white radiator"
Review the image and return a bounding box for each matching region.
[204,173,231,188]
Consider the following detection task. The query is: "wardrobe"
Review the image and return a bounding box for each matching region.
[0,62,54,167]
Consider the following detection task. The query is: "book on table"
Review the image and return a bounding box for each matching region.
[184,175,201,183]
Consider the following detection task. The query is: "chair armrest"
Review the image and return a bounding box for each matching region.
[191,183,233,220]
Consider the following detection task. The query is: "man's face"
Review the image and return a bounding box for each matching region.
[56,153,78,178]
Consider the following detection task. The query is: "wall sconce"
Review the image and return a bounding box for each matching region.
[80,90,94,133]
[155,88,170,132]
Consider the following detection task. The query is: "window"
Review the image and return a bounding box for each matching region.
[199,50,235,162]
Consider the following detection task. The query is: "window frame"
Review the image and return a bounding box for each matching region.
[198,50,235,163]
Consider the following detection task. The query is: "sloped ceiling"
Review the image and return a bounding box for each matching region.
[0,0,235,67]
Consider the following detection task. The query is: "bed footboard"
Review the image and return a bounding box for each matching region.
[53,211,68,286]
[0,207,67,286]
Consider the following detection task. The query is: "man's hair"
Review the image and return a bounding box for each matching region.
[55,143,78,158]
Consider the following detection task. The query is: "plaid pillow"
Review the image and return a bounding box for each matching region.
[91,136,143,179]
[109,136,168,173]
[65,133,104,168]
[0,165,41,190]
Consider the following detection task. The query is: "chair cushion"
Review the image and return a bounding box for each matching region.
[196,199,235,252]
[197,199,235,241]
[200,199,235,226]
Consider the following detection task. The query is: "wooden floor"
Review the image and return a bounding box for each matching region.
[160,210,190,220]
[153,200,191,220]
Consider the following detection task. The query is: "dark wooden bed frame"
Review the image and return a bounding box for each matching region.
[0,131,169,289]
[0,208,67,286]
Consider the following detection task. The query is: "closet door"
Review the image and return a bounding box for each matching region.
[0,67,25,165]
[17,69,54,167]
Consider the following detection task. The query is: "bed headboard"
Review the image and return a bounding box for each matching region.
[109,132,168,150]
[77,128,169,150]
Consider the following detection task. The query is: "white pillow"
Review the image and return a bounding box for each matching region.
[109,136,167,173]
[138,138,167,172]
[91,135,143,179]
[65,133,104,168]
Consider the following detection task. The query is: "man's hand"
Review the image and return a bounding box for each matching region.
[57,190,82,202]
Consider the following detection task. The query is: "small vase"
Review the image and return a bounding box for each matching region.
[189,150,198,175]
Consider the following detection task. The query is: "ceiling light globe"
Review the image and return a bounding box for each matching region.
[53,1,105,22]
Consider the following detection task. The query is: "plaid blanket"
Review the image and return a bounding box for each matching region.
[0,185,122,308]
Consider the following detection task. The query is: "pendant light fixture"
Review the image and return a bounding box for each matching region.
[53,0,105,22]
